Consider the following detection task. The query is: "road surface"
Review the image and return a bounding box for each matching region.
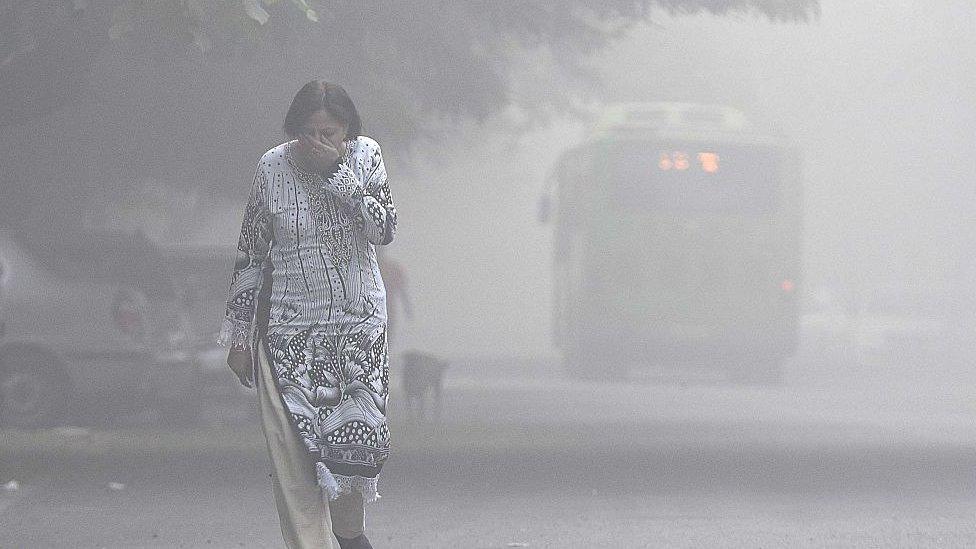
[2,354,975,548]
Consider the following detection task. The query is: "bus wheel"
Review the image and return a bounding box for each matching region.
[563,353,628,381]
[0,351,70,428]
[728,358,784,385]
[562,352,596,380]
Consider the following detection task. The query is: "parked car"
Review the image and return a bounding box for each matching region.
[801,285,976,369]
[0,229,206,427]
[852,290,972,368]
[799,285,857,361]
[163,244,258,420]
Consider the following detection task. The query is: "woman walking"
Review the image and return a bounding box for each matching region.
[219,80,397,549]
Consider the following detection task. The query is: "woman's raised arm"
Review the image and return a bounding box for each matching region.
[322,138,398,245]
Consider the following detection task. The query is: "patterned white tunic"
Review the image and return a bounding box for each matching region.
[218,135,397,502]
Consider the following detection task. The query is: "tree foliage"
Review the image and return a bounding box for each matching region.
[1,0,818,131]
[0,0,817,233]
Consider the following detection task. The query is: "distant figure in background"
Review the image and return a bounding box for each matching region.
[376,249,413,348]
[401,350,449,423]
[219,80,397,549]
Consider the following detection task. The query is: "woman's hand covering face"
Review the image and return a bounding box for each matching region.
[298,133,341,174]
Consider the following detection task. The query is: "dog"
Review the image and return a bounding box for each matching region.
[400,350,449,423]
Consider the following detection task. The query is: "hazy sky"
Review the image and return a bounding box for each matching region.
[7,1,969,360]
[387,0,975,358]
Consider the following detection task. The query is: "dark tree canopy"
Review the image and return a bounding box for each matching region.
[2,0,818,131]
[0,0,817,235]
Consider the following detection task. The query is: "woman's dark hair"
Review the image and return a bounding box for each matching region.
[283,80,362,140]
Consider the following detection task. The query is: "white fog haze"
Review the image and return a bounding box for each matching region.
[2,1,975,547]
[382,0,976,358]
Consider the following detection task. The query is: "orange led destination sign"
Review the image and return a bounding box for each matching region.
[658,151,720,173]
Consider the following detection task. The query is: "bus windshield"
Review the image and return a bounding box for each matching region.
[600,141,785,215]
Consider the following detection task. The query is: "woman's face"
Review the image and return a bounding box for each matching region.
[299,109,349,149]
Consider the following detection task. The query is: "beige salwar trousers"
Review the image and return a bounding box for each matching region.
[255,339,366,548]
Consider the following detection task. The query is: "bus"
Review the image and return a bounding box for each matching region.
[543,103,803,381]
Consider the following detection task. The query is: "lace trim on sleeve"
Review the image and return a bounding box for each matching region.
[326,163,365,203]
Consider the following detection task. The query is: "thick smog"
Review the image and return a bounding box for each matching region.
[1,1,974,547]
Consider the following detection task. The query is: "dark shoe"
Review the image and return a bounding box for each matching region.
[335,533,373,549]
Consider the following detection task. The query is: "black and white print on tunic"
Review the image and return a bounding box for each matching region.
[219,136,397,503]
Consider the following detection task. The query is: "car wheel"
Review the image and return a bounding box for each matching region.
[563,350,630,381]
[0,352,70,428]
[155,374,206,427]
[728,357,785,386]
[563,356,602,380]
[157,395,204,427]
